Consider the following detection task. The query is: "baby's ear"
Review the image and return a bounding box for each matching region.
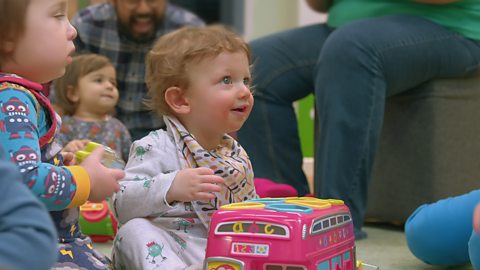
[164,86,190,114]
[1,40,15,54]
[66,85,80,103]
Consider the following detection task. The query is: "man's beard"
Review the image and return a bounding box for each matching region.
[118,14,161,43]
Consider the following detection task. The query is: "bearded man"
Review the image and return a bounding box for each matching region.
[73,0,205,139]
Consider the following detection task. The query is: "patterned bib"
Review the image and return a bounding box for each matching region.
[165,116,257,227]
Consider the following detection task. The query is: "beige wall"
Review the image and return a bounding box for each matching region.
[244,0,299,41]
[243,0,327,41]
[68,0,326,40]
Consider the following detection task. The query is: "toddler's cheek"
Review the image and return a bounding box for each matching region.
[473,204,480,233]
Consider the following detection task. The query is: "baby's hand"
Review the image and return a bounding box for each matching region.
[63,139,90,153]
[166,167,224,203]
[474,203,480,233]
[80,147,125,202]
[61,152,75,166]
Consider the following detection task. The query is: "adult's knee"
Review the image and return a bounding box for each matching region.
[405,205,471,266]
[319,22,379,67]
[314,22,384,104]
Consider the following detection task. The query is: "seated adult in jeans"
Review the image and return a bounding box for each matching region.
[237,0,480,239]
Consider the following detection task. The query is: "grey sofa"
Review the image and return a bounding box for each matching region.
[366,76,480,224]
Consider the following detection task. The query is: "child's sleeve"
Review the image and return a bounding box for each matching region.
[0,151,58,270]
[0,88,90,210]
[112,134,185,225]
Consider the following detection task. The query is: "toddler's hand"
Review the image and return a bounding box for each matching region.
[63,139,90,153]
[81,147,125,202]
[166,167,224,203]
[61,152,75,166]
[474,203,480,233]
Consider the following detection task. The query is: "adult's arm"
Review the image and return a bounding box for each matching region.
[306,0,333,13]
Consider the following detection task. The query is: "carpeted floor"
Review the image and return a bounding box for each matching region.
[356,224,472,270]
[94,224,473,270]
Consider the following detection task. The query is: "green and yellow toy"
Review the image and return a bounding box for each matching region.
[75,142,124,242]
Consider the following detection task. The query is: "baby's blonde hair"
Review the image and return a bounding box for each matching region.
[145,25,251,116]
[54,54,114,115]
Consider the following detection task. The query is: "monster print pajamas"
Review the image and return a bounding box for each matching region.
[111,130,212,270]
[112,116,258,270]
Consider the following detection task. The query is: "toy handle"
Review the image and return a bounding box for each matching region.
[80,201,109,222]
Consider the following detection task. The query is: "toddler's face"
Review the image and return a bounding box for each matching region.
[184,51,253,136]
[3,0,76,83]
[72,66,119,117]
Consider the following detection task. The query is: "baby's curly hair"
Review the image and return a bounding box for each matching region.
[145,25,251,116]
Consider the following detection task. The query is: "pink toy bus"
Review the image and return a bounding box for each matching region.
[205,197,364,270]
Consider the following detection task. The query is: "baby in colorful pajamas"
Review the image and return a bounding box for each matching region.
[111,25,258,270]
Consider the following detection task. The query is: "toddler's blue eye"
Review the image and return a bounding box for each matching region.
[222,77,232,84]
[243,78,250,85]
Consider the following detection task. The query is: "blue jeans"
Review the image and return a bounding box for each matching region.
[237,15,480,233]
[405,190,480,267]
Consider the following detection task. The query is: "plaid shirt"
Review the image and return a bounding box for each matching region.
[72,3,205,132]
